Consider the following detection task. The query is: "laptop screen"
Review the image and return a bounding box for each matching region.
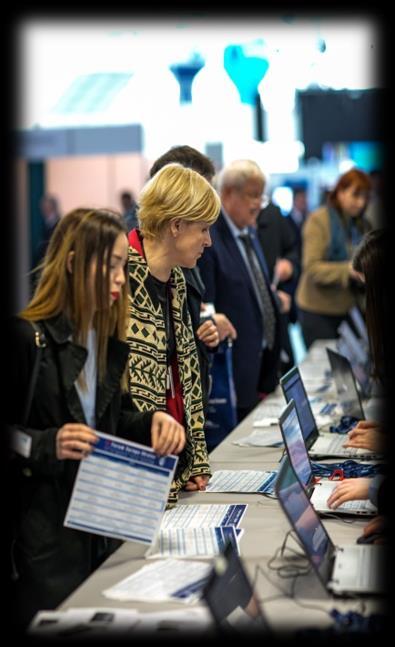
[280,367,317,445]
[202,542,267,634]
[336,337,371,397]
[275,457,334,589]
[279,400,313,488]
[337,320,369,367]
[349,306,369,345]
[326,348,364,419]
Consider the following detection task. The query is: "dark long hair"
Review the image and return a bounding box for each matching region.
[21,209,129,388]
[352,228,388,384]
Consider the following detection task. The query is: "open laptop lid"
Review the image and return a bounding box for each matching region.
[202,541,267,634]
[326,347,365,419]
[278,400,314,490]
[338,320,368,367]
[336,337,371,398]
[349,306,369,346]
[337,320,372,396]
[280,367,318,449]
[275,456,335,592]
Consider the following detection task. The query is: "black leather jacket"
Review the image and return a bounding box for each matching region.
[7,314,153,627]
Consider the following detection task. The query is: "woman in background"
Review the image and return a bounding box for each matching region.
[296,168,371,349]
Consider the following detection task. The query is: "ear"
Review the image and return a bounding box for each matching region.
[66,251,75,273]
[169,218,182,237]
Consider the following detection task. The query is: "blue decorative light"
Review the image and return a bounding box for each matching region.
[224,41,269,105]
[169,53,205,104]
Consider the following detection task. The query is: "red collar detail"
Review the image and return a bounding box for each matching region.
[128,228,145,258]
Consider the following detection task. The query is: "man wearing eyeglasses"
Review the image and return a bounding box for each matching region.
[198,159,282,422]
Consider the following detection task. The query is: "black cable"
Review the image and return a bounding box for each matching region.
[266,530,310,578]
[318,511,358,523]
[254,536,368,618]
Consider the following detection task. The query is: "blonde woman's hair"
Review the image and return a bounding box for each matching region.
[216,159,266,194]
[21,208,130,390]
[137,162,221,240]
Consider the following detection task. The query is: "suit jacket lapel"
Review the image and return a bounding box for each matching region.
[219,214,264,314]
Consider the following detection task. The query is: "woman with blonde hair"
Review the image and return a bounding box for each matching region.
[127,163,221,505]
[8,208,185,627]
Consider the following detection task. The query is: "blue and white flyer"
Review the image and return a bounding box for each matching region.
[64,432,178,545]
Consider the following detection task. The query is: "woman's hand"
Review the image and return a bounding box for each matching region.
[151,411,186,455]
[56,423,98,460]
[183,474,210,491]
[327,477,371,509]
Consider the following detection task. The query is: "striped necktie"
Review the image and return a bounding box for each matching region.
[239,232,276,350]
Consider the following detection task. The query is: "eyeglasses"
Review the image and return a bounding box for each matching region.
[239,190,264,202]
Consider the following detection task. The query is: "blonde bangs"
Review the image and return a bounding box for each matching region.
[138,163,220,238]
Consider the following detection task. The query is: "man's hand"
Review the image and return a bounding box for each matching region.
[274,258,293,283]
[212,313,237,341]
[197,318,220,348]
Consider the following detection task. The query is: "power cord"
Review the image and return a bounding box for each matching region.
[266,530,311,579]
[253,531,367,617]
[318,511,358,524]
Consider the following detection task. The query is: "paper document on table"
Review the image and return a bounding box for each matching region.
[234,428,282,447]
[64,432,177,545]
[148,525,241,558]
[205,469,277,493]
[304,380,332,394]
[252,402,284,418]
[103,558,211,603]
[252,417,279,427]
[161,503,247,529]
[29,608,140,637]
[136,607,212,632]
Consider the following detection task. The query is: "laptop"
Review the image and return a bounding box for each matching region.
[337,320,371,397]
[278,400,376,516]
[275,456,386,595]
[280,366,376,459]
[349,306,369,347]
[326,347,365,419]
[202,541,268,634]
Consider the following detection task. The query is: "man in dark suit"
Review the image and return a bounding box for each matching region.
[198,160,281,422]
[256,197,300,375]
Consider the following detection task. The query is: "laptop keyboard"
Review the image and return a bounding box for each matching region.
[336,546,371,589]
[313,433,369,457]
[357,547,371,588]
[325,434,352,454]
[312,484,376,514]
[340,499,371,512]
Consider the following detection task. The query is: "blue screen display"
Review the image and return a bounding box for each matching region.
[281,370,316,442]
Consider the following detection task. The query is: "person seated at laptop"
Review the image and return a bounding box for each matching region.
[343,419,388,453]
[360,514,389,545]
[327,474,384,511]
[333,229,389,544]
[337,230,389,481]
[327,474,388,545]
